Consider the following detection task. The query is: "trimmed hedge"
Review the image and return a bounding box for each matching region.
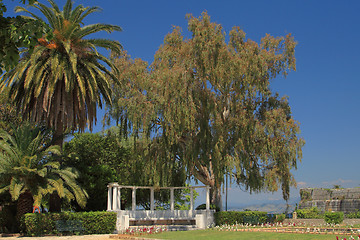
[324,211,344,224]
[346,210,360,218]
[214,211,268,226]
[21,211,117,236]
[295,207,323,219]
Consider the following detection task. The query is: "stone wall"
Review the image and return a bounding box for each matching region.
[299,188,360,213]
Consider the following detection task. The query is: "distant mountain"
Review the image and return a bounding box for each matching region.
[226,197,300,214]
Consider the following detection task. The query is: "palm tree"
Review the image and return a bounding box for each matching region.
[0,123,88,219]
[0,0,122,146]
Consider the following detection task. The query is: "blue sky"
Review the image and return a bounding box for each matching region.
[5,0,360,208]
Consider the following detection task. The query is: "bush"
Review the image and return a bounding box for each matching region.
[21,211,117,236]
[345,210,360,219]
[324,211,344,224]
[295,207,322,219]
[276,213,285,222]
[214,211,268,226]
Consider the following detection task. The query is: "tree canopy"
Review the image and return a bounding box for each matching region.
[107,12,305,208]
[0,0,49,75]
[63,130,187,211]
[0,0,122,146]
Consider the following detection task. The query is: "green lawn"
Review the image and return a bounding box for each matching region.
[150,229,349,240]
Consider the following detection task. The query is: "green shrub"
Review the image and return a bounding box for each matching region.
[295,207,322,219]
[345,210,360,219]
[276,213,285,222]
[21,211,117,236]
[324,211,344,224]
[214,211,268,226]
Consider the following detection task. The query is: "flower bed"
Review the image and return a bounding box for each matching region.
[214,222,360,236]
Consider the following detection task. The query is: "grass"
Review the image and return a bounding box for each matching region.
[149,229,356,240]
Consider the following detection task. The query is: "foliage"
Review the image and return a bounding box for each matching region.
[324,211,344,224]
[63,132,132,211]
[299,189,312,201]
[345,210,360,218]
[173,187,199,210]
[0,87,22,132]
[214,210,268,225]
[0,0,122,145]
[63,131,188,211]
[295,207,322,219]
[107,12,304,208]
[276,213,285,222]
[0,0,49,75]
[0,123,87,217]
[21,211,116,236]
[154,185,199,210]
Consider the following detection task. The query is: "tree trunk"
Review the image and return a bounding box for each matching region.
[16,191,34,221]
[211,186,222,211]
[191,161,223,211]
[53,113,64,149]
[49,192,61,212]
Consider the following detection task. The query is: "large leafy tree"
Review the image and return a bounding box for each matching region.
[0,0,122,146]
[0,0,49,75]
[108,13,305,209]
[0,123,87,220]
[63,130,187,211]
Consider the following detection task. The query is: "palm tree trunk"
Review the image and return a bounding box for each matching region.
[49,192,61,212]
[53,113,64,149]
[50,114,63,213]
[16,191,34,221]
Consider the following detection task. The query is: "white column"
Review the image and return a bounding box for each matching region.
[112,185,117,210]
[206,185,210,211]
[150,188,154,211]
[190,187,194,211]
[117,187,121,210]
[107,185,112,211]
[170,188,174,211]
[132,187,136,211]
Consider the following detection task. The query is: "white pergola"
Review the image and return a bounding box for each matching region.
[107,184,211,211]
[107,184,214,231]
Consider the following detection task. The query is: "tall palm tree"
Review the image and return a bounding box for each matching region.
[0,0,122,146]
[0,123,88,219]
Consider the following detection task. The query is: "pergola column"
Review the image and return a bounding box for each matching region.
[132,187,136,211]
[112,184,118,210]
[206,185,210,211]
[117,187,121,210]
[107,185,112,210]
[150,188,154,211]
[170,188,174,211]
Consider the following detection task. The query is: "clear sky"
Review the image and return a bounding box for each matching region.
[4,0,360,208]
